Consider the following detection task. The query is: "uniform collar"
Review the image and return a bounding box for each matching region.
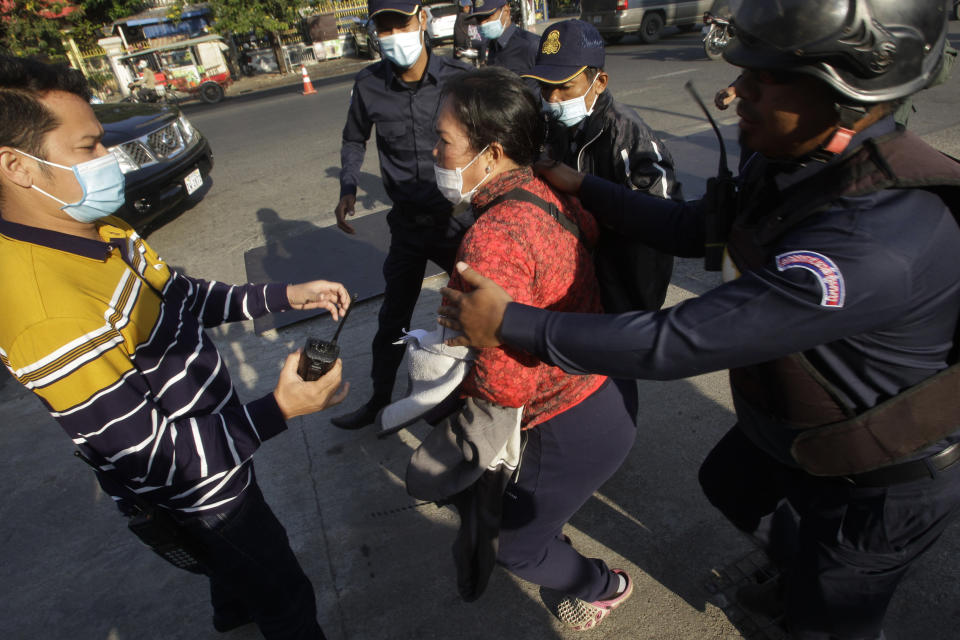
[772,115,898,192]
[386,46,441,90]
[0,216,125,260]
[495,23,517,47]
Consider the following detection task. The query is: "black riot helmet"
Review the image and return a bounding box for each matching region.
[723,0,949,103]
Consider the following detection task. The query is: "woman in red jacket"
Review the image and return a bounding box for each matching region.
[435,67,638,631]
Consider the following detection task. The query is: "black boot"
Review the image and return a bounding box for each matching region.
[331,397,389,430]
[736,575,785,619]
[212,608,254,632]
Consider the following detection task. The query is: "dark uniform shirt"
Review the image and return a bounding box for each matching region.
[499,117,960,464]
[486,23,539,77]
[339,50,473,215]
[454,12,472,51]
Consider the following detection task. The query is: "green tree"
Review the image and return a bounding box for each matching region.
[208,0,300,35]
[0,0,148,59]
[81,0,145,23]
[203,0,316,73]
[0,0,80,58]
[67,0,148,49]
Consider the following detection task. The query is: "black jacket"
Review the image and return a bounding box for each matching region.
[453,12,472,51]
[339,50,473,214]
[546,90,683,312]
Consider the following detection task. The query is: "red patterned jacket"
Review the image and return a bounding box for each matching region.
[448,167,607,429]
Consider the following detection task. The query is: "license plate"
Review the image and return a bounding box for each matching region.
[184,168,203,195]
[592,16,602,24]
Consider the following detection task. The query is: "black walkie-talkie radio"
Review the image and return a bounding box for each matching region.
[297,294,357,381]
[685,81,737,272]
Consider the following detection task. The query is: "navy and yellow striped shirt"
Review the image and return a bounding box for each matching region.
[0,216,290,514]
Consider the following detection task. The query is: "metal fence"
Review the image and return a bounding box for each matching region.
[331,0,369,35]
[70,42,122,99]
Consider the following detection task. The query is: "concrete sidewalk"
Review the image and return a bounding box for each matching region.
[3,27,960,640]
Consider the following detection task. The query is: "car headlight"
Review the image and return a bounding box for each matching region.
[178,114,195,143]
[109,145,140,174]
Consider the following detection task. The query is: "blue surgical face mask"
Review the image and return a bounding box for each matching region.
[542,73,600,128]
[379,20,424,69]
[479,9,506,40]
[16,149,126,223]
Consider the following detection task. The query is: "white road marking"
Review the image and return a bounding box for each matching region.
[648,68,698,80]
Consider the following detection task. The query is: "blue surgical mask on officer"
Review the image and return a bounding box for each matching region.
[16,149,126,223]
[542,73,600,128]
[479,8,506,40]
[378,18,424,69]
[434,145,491,205]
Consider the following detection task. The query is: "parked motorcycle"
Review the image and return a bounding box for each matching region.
[702,2,734,61]
[454,47,481,68]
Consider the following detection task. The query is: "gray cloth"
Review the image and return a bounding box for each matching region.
[406,397,522,601]
[406,397,521,502]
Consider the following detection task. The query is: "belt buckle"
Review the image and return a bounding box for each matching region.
[932,441,960,472]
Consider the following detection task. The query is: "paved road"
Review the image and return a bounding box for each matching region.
[2,23,960,640]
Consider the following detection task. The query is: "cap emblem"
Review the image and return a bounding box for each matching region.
[542,30,561,55]
[475,0,484,7]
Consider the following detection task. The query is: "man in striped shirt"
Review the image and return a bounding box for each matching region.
[0,55,348,639]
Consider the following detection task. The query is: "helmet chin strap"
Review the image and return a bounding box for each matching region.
[810,102,867,162]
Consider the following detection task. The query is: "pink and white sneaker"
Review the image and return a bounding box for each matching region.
[557,569,633,631]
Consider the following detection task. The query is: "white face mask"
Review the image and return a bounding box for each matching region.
[434,145,490,204]
[542,73,600,128]
[378,19,424,69]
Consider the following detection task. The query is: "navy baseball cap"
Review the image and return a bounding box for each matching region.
[469,0,506,18]
[522,19,606,84]
[368,0,420,18]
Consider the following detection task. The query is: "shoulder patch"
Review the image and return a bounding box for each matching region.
[775,250,845,308]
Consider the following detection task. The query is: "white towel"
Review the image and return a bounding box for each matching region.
[377,325,473,436]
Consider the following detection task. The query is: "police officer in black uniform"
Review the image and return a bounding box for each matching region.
[438,1,960,637]
[523,19,682,313]
[469,0,539,77]
[332,0,473,429]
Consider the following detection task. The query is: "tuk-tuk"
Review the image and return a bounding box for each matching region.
[118,35,233,104]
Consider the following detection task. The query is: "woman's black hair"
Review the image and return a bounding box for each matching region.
[441,66,546,167]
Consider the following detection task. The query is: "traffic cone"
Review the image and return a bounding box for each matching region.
[301,65,317,95]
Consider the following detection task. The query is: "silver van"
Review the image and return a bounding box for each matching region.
[580,0,713,44]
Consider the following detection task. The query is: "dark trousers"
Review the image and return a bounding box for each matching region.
[370,213,464,399]
[699,426,960,640]
[497,379,638,602]
[180,482,325,639]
